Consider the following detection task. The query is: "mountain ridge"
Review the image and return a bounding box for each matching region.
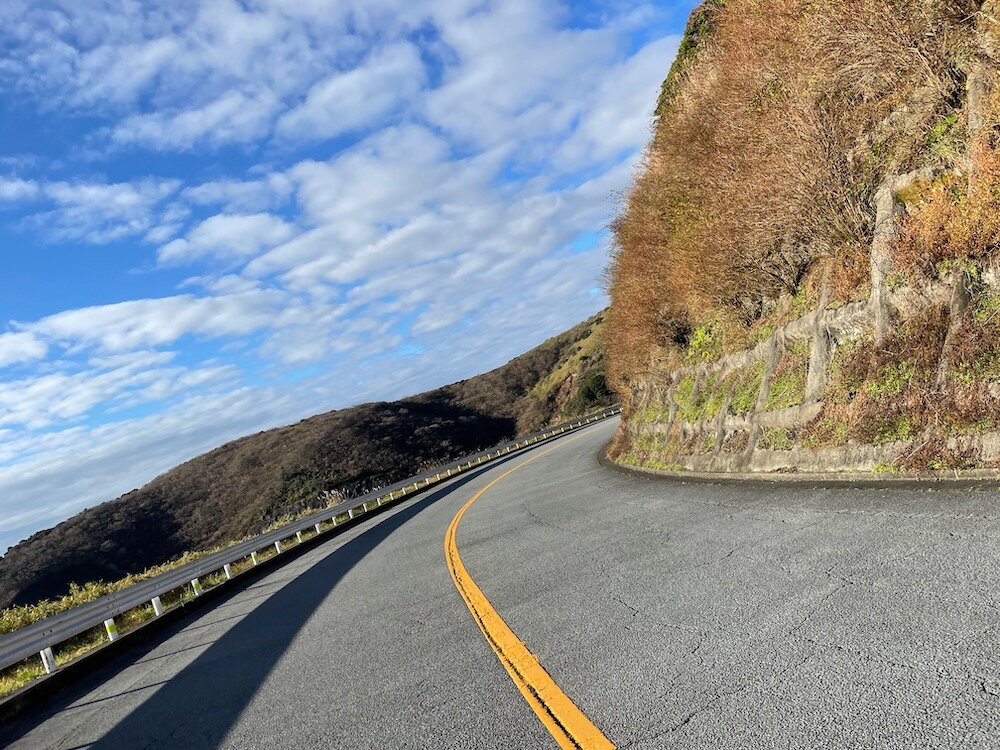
[0,312,610,609]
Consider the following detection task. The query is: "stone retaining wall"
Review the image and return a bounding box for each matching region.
[620,168,1000,474]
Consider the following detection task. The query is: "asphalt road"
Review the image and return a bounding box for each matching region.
[3,419,1000,749]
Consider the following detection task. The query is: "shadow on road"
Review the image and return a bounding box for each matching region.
[2,460,511,749]
[89,474,480,750]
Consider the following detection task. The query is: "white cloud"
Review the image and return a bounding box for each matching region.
[158,213,297,265]
[110,89,282,150]
[0,178,40,201]
[183,175,294,212]
[3,177,181,244]
[554,35,682,169]
[30,292,284,352]
[0,333,47,368]
[277,43,426,141]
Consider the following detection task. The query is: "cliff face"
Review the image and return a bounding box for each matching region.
[607,0,1000,473]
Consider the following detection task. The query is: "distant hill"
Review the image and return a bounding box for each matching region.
[0,312,610,608]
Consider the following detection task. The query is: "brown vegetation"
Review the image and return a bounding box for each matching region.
[607,0,991,398]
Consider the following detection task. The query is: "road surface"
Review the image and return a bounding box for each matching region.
[3,419,1000,748]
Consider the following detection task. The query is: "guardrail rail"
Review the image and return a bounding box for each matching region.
[0,405,621,683]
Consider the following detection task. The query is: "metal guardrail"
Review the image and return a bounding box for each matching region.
[0,405,622,677]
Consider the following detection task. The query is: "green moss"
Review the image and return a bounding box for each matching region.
[872,462,903,474]
[944,415,995,436]
[649,460,687,472]
[863,361,915,399]
[954,360,1000,386]
[634,405,672,425]
[935,257,980,283]
[886,271,907,291]
[685,323,724,364]
[766,346,809,411]
[974,288,1000,323]
[700,434,718,454]
[673,375,698,422]
[751,323,776,345]
[634,431,669,452]
[802,415,850,448]
[873,415,914,444]
[703,377,729,419]
[926,110,965,163]
[729,364,764,415]
[674,371,722,423]
[789,286,812,321]
[759,427,795,451]
[622,451,686,472]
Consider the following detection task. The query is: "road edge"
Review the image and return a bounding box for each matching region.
[597,441,1000,491]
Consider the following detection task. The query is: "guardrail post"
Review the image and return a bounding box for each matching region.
[348,508,355,519]
[151,595,165,616]
[40,647,57,674]
[315,523,322,535]
[104,618,119,642]
[274,541,283,554]
[223,564,234,580]
[190,578,204,597]
[296,531,304,544]
[389,491,395,501]
[251,551,260,566]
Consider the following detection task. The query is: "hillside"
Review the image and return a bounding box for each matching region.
[0,313,610,609]
[607,1,1000,472]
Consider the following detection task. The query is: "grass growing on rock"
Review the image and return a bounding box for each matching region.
[765,340,810,410]
[729,364,765,415]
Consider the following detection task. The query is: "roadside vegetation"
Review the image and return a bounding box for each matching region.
[607,0,1000,471]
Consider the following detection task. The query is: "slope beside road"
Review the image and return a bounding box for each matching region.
[3,419,1000,748]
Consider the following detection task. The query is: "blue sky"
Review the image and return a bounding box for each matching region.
[0,0,695,554]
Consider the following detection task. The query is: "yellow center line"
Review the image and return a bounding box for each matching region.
[444,434,616,750]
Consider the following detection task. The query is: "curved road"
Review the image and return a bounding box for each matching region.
[3,419,1000,748]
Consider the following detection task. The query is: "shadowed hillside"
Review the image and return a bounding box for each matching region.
[0,312,610,608]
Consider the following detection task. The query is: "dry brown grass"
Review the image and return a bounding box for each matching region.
[607,0,983,390]
[898,144,1000,272]
[803,298,1000,466]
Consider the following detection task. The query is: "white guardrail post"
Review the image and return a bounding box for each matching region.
[0,406,620,684]
[39,647,57,674]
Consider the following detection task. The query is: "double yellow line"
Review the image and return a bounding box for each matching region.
[444,437,615,749]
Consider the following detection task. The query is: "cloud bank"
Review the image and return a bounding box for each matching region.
[0,0,689,552]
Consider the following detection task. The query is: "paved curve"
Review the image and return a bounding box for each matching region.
[3,419,1000,748]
